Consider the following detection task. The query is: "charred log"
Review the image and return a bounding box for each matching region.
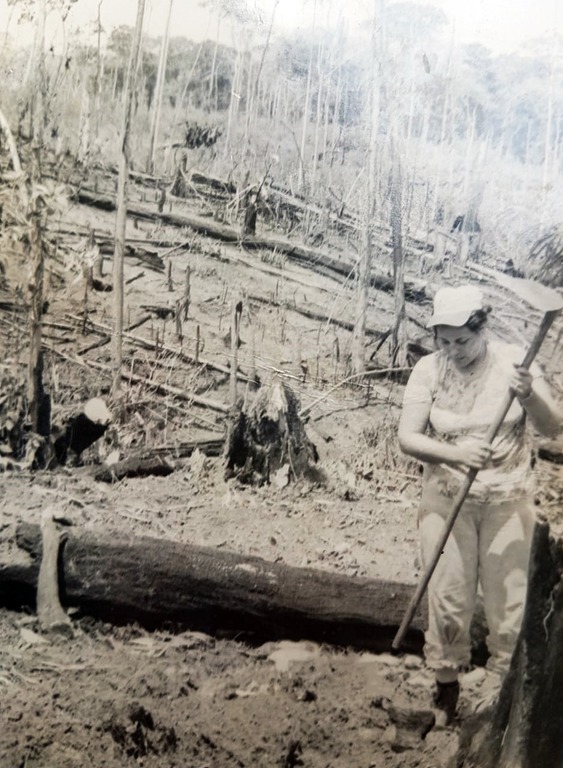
[95,455,175,482]
[8,521,427,653]
[457,519,563,768]
[76,190,428,302]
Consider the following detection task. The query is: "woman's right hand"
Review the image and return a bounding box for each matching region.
[451,437,493,469]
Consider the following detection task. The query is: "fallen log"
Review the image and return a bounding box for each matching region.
[76,189,428,303]
[43,343,230,414]
[6,521,427,653]
[108,436,225,465]
[65,313,253,384]
[248,294,387,339]
[94,455,175,482]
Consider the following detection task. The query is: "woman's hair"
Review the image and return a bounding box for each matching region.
[432,305,492,339]
[465,305,492,332]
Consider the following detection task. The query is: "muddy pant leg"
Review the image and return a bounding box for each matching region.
[419,492,479,679]
[478,497,536,676]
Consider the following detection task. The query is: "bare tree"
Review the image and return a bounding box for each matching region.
[351,0,381,374]
[390,148,407,366]
[27,0,48,435]
[298,0,317,190]
[112,0,147,396]
[147,0,173,174]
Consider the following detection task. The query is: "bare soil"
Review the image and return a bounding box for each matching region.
[1,183,563,768]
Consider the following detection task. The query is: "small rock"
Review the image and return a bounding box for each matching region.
[272,464,290,489]
[461,667,486,687]
[387,704,435,737]
[382,724,419,753]
[297,688,317,702]
[383,724,398,743]
[405,672,435,691]
[358,652,401,667]
[20,628,49,646]
[425,728,460,759]
[432,709,451,729]
[267,640,320,672]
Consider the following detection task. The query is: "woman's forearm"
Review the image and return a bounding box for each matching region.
[520,391,563,437]
[399,432,461,465]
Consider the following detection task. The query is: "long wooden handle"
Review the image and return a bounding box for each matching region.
[391,310,560,652]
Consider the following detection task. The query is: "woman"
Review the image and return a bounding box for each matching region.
[398,284,562,722]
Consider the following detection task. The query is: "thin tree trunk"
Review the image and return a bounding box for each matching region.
[298,0,317,190]
[112,0,147,396]
[351,0,380,374]
[171,34,207,129]
[27,0,47,436]
[462,107,477,200]
[77,84,91,163]
[243,55,254,146]
[541,50,555,228]
[252,0,278,113]
[208,13,222,109]
[92,0,104,142]
[390,153,407,367]
[225,46,242,152]
[229,297,242,407]
[147,0,173,174]
[310,40,324,199]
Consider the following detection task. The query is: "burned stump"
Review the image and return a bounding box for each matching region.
[457,518,563,768]
[224,376,321,486]
[52,397,111,465]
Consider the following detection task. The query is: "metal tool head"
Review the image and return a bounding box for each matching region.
[473,266,563,312]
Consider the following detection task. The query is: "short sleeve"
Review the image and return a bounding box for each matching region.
[402,354,436,407]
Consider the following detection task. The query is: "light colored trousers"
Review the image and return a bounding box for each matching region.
[418,488,536,680]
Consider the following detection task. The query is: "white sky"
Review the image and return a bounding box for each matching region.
[0,0,560,54]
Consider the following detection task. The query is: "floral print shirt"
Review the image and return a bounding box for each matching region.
[402,340,541,503]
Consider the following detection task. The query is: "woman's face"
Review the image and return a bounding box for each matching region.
[434,324,486,370]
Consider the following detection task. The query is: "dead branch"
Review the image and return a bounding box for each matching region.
[42,341,230,413]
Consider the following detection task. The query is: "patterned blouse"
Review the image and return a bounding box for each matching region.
[402,340,541,503]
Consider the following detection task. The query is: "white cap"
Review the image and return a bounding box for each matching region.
[427,285,483,328]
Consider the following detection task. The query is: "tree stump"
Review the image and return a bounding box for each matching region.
[224,376,321,486]
[456,518,563,768]
[53,397,112,465]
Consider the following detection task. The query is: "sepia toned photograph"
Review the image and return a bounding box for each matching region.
[0,0,562,765]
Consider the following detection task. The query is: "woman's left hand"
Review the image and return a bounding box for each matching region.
[510,365,534,402]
